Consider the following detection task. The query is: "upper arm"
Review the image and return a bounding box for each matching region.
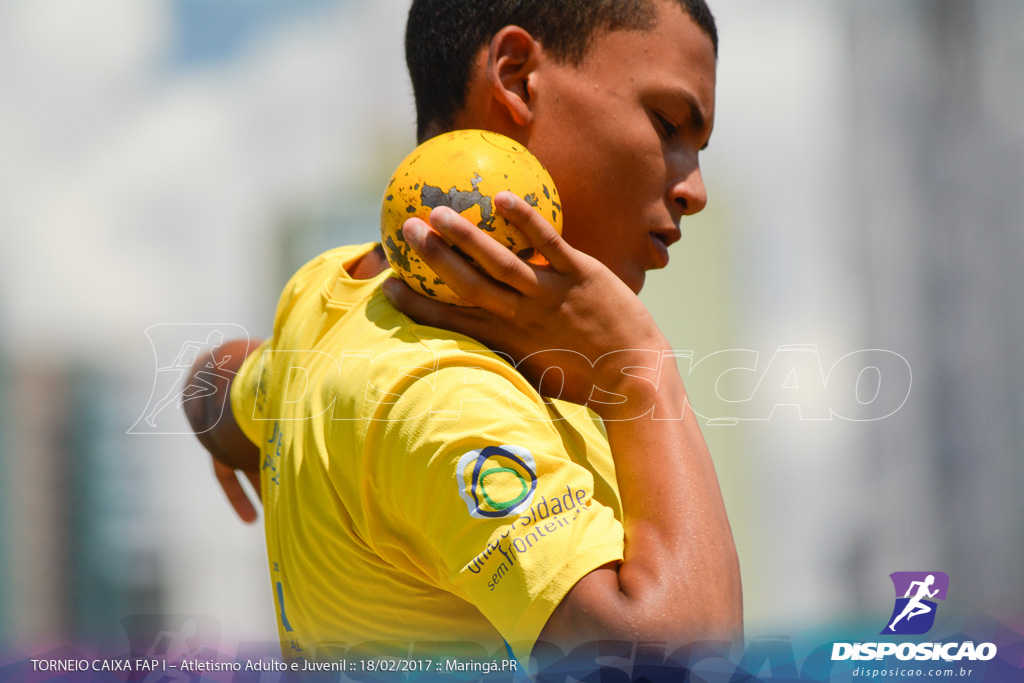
[535,563,625,646]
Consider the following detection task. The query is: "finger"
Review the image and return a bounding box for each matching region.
[213,459,258,523]
[383,276,493,337]
[428,207,543,296]
[494,191,576,272]
[383,277,519,366]
[403,216,520,315]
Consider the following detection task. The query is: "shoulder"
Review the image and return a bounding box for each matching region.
[344,317,547,427]
[272,243,380,337]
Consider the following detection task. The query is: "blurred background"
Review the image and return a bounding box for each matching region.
[0,0,1021,656]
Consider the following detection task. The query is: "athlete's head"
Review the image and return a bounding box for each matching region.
[405,0,718,293]
[406,0,717,142]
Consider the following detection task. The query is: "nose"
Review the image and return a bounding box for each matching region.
[667,163,708,219]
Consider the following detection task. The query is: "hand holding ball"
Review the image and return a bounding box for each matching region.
[380,130,562,305]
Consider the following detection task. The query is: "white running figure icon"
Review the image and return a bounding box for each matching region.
[144,330,226,427]
[889,574,939,630]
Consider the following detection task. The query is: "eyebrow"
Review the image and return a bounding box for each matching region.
[664,87,713,150]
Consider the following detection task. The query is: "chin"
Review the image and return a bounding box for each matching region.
[605,260,645,294]
[626,270,646,295]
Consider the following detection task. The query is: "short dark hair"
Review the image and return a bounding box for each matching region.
[405,0,718,142]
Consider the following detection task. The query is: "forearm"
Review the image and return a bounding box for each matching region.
[183,338,263,471]
[608,358,741,639]
[547,353,742,644]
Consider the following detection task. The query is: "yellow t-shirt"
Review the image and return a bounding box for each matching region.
[231,243,624,664]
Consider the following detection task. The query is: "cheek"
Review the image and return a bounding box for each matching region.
[589,129,665,200]
[555,147,660,256]
[531,105,663,258]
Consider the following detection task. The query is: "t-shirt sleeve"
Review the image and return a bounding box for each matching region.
[229,247,362,447]
[230,339,273,446]
[358,355,624,663]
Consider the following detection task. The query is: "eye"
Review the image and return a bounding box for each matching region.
[654,111,679,139]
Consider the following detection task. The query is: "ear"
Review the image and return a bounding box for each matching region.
[485,26,540,127]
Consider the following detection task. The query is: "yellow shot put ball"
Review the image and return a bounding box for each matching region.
[380,129,562,305]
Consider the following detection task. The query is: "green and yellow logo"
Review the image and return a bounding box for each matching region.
[456,445,537,519]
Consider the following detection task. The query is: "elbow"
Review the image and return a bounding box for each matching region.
[542,556,743,652]
[613,541,743,645]
[620,574,743,646]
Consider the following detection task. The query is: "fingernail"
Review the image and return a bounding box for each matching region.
[431,207,452,228]
[496,193,515,210]
[404,221,424,242]
[382,278,397,300]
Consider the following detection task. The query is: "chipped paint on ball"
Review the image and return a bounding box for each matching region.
[380,129,563,305]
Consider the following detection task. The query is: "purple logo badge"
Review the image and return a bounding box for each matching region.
[881,571,950,635]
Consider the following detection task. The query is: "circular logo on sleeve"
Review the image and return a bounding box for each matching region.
[456,445,537,519]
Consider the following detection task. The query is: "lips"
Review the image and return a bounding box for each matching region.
[648,227,681,268]
[651,225,683,248]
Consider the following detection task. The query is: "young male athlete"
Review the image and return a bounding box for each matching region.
[185,0,742,666]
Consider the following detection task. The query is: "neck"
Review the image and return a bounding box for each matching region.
[347,244,389,279]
